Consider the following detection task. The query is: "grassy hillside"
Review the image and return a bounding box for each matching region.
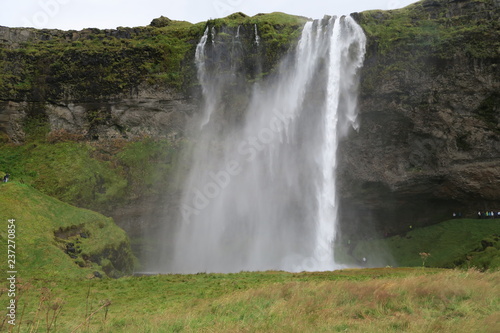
[0,138,179,213]
[0,180,134,280]
[1,268,498,332]
[341,219,500,270]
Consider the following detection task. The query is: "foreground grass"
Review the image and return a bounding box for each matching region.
[1,268,498,332]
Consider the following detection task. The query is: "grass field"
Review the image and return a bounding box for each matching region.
[1,179,499,332]
[1,268,498,332]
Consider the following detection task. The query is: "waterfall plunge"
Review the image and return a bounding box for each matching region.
[157,16,366,274]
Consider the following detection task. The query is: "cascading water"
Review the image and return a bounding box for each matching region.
[236,25,241,39]
[314,17,366,270]
[254,24,260,46]
[194,27,213,127]
[155,16,366,274]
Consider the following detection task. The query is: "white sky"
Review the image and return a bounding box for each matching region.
[1,0,419,30]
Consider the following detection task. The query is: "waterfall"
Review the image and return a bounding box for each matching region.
[236,25,241,39]
[210,26,216,44]
[195,27,219,128]
[254,24,260,46]
[156,16,366,274]
[314,17,366,270]
[194,27,208,76]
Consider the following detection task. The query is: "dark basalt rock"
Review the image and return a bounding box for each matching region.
[337,0,500,239]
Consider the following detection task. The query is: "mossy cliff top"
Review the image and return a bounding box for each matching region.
[355,0,499,59]
[0,12,306,102]
[352,0,499,96]
[1,0,498,103]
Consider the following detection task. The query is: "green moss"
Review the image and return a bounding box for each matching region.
[357,0,500,59]
[0,12,307,101]
[459,235,500,270]
[0,23,201,100]
[150,16,173,28]
[246,13,307,73]
[344,219,500,270]
[0,137,181,213]
[0,142,128,211]
[245,12,308,26]
[0,181,134,279]
[117,138,180,196]
[356,0,500,98]
[23,113,50,142]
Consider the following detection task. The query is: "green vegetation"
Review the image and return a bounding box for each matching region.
[0,187,496,331]
[0,170,498,331]
[208,12,307,28]
[0,141,126,211]
[0,12,306,103]
[0,186,497,331]
[344,219,500,270]
[0,181,134,279]
[356,0,500,95]
[0,21,206,100]
[2,268,498,332]
[0,137,180,212]
[357,0,500,58]
[116,137,182,199]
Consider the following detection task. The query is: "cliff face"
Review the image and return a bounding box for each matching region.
[0,12,304,142]
[0,1,499,241]
[0,91,193,142]
[0,23,200,142]
[339,0,500,237]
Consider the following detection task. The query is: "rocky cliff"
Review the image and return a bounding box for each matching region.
[0,12,304,142]
[0,22,200,142]
[0,0,499,245]
[338,0,500,238]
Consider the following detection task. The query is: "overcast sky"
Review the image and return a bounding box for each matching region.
[1,0,419,30]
